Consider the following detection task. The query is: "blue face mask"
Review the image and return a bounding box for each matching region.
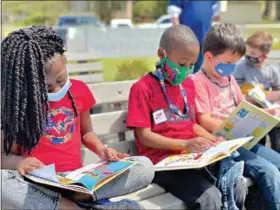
[214,62,236,77]
[48,78,72,102]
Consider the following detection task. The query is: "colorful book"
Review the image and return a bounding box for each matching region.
[24,159,135,197]
[248,86,273,108]
[248,86,280,117]
[154,137,253,171]
[214,100,280,150]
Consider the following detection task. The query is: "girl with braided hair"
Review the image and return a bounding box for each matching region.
[1,26,154,210]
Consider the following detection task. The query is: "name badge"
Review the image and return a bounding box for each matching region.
[153,109,167,124]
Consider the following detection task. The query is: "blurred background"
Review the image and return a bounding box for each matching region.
[2,0,280,82]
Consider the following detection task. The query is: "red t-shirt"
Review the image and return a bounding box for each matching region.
[22,79,95,172]
[126,73,197,164]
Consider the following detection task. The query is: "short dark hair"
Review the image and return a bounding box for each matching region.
[246,31,273,53]
[203,23,246,56]
[159,24,199,53]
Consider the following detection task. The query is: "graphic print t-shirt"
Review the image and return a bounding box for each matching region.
[126,73,197,164]
[23,79,95,172]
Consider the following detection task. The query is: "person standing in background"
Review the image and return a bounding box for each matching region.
[168,0,225,74]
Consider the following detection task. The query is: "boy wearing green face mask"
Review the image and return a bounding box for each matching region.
[126,25,247,210]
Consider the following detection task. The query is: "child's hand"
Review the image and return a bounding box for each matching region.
[183,137,216,153]
[264,108,277,116]
[99,147,129,161]
[215,136,226,143]
[17,157,45,176]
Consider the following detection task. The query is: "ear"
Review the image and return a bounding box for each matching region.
[158,48,165,60]
[204,51,213,62]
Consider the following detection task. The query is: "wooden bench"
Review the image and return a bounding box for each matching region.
[66,52,104,84]
[268,50,280,69]
[81,80,254,210]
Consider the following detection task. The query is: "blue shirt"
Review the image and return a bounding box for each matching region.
[168,0,219,44]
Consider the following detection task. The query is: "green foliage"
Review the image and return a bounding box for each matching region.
[115,60,151,81]
[133,1,168,22]
[94,1,125,24]
[2,1,70,26]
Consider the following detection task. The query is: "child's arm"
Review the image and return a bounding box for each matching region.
[80,111,128,161]
[1,133,45,175]
[197,113,224,133]
[1,143,24,170]
[266,90,280,103]
[193,124,224,142]
[135,127,216,153]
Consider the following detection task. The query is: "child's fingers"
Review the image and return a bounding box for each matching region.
[117,153,128,159]
[19,168,25,176]
[106,150,118,161]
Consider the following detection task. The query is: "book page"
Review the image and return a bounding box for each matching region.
[214,101,279,150]
[154,137,252,171]
[28,164,60,183]
[66,160,134,192]
[248,86,272,108]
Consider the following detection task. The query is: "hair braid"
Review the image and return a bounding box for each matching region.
[1,26,66,154]
[68,91,78,117]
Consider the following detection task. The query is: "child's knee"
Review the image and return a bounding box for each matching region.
[128,156,155,184]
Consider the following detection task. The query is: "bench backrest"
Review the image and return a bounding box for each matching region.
[82,80,136,165]
[66,52,104,84]
[268,50,280,69]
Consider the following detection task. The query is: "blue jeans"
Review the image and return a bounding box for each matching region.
[236,144,280,210]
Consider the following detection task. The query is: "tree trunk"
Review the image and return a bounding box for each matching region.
[263,1,276,20]
[277,1,280,20]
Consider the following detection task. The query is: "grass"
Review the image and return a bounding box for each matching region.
[102,57,158,82]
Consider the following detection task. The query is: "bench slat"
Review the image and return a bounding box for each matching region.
[66,52,102,61]
[67,62,103,73]
[91,110,128,136]
[268,51,280,60]
[140,193,187,210]
[88,80,136,105]
[71,73,104,84]
[110,184,166,202]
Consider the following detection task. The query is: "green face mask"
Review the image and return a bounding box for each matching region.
[159,57,194,85]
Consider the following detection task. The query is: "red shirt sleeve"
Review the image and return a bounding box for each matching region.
[77,81,96,113]
[126,81,151,129]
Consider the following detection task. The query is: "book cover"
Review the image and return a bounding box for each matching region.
[154,137,252,171]
[214,101,280,150]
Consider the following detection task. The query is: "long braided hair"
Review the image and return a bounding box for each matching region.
[1,26,77,154]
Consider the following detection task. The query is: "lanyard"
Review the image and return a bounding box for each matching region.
[201,69,237,107]
[155,62,189,118]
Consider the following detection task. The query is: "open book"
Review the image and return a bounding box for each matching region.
[214,100,280,150]
[154,137,253,171]
[248,86,280,117]
[24,159,135,196]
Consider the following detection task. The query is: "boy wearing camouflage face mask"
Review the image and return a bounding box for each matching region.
[234,31,280,98]
[234,31,280,153]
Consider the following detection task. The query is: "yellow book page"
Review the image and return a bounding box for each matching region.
[214,101,279,150]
